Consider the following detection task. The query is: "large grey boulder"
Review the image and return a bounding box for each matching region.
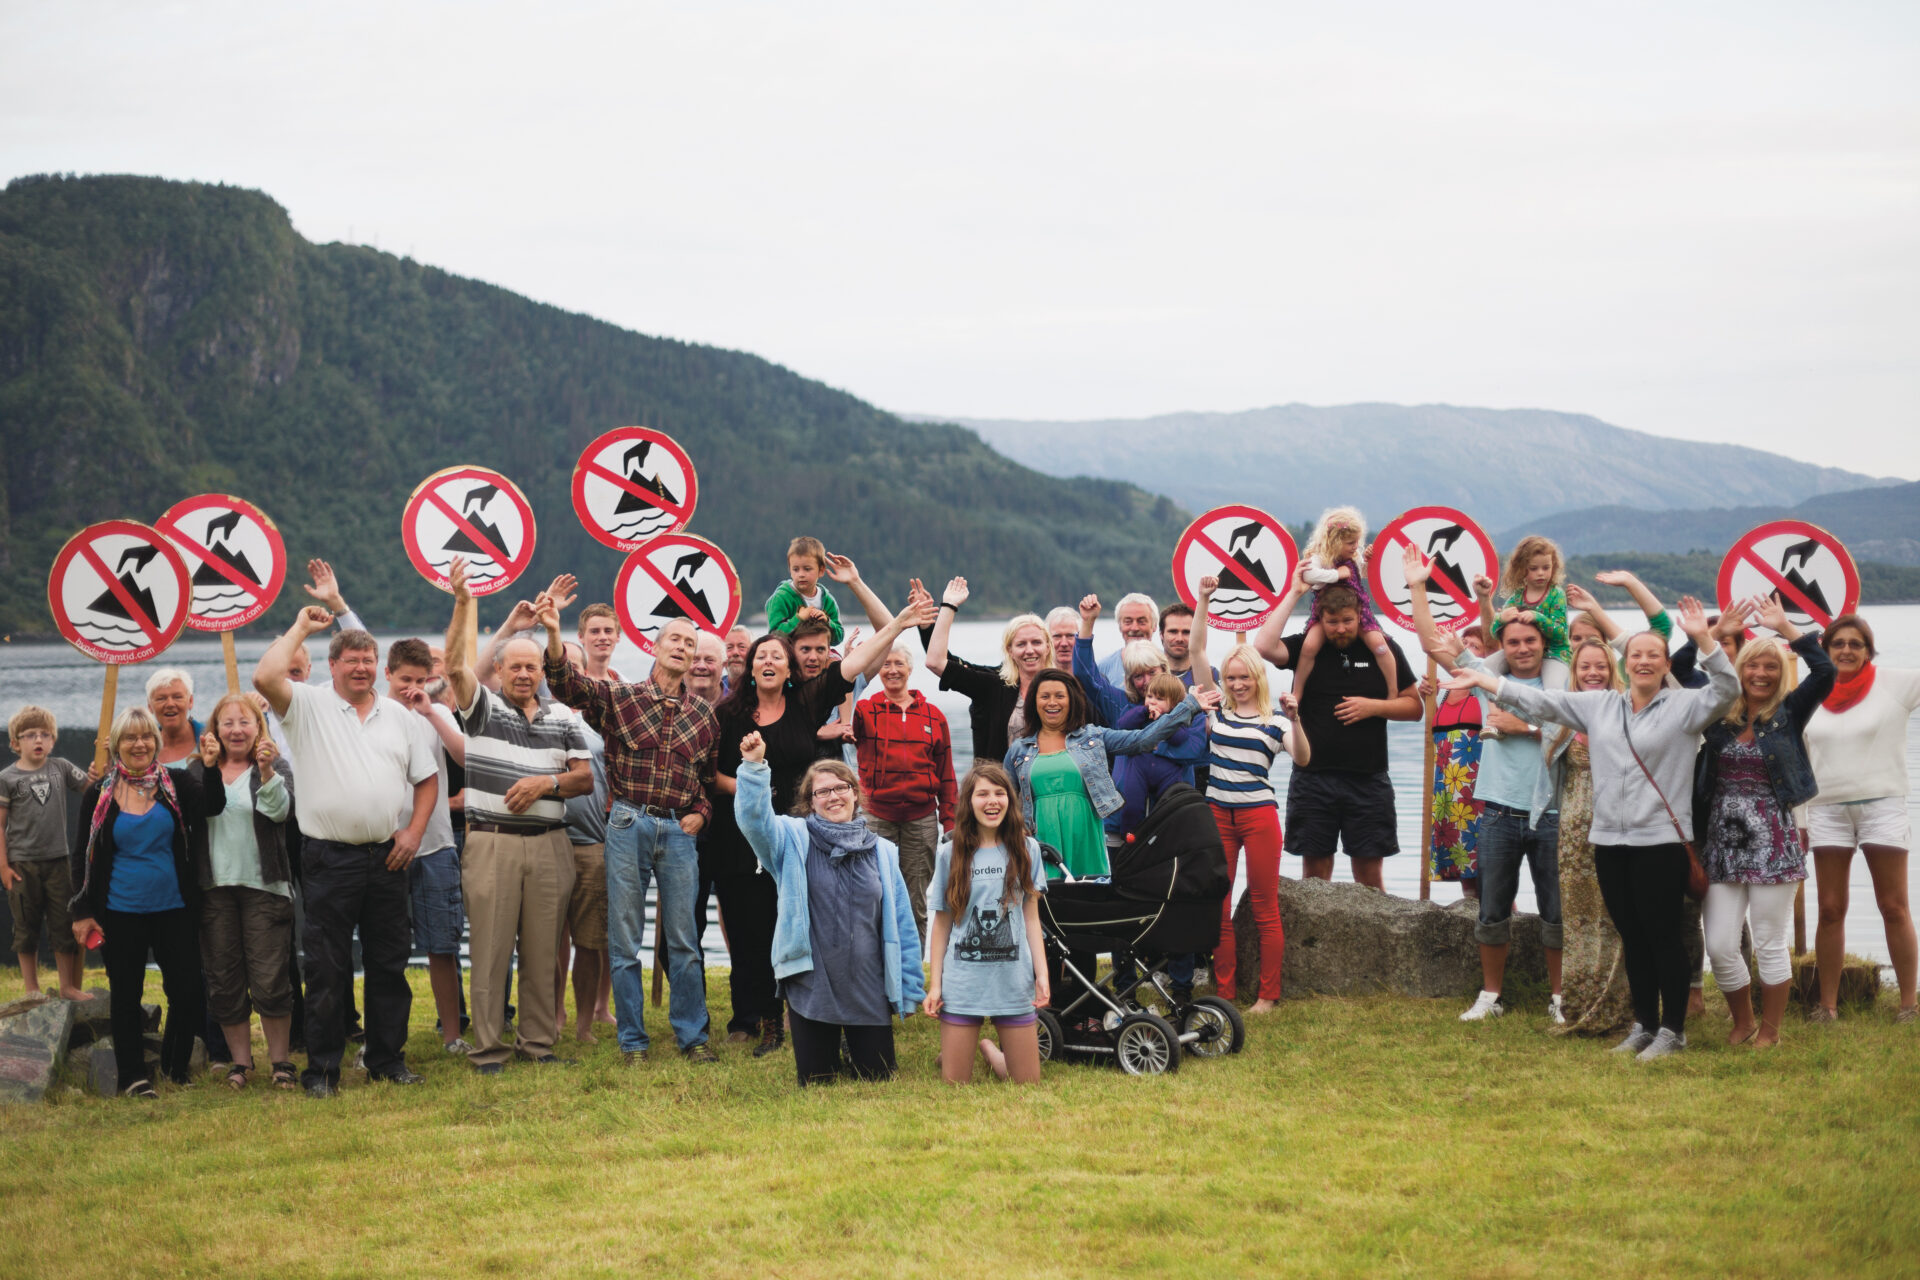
[66,989,113,1047]
[1231,877,1547,1000]
[0,997,78,1103]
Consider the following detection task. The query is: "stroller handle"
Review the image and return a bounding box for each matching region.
[1038,841,1073,882]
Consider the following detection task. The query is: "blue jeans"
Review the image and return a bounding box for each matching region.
[1474,804,1563,950]
[605,803,707,1052]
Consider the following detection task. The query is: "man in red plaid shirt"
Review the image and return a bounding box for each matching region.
[539,583,720,1065]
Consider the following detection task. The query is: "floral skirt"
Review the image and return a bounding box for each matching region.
[1430,728,1484,882]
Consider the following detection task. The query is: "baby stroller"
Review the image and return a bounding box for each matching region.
[1037,784,1247,1075]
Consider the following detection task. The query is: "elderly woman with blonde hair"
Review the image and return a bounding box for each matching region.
[925,576,1059,768]
[69,706,225,1097]
[188,691,300,1089]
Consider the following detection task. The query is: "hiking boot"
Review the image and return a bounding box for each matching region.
[1610,1023,1655,1054]
[622,1049,649,1066]
[1459,990,1504,1022]
[682,1042,719,1064]
[1635,1028,1687,1061]
[752,1017,786,1058]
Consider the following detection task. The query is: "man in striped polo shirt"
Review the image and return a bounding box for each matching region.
[444,560,593,1074]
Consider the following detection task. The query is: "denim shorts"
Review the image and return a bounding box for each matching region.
[938,1010,1038,1029]
[408,845,464,956]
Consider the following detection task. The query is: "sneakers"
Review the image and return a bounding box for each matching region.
[370,1066,425,1085]
[682,1042,719,1064]
[1459,990,1505,1022]
[443,1038,476,1056]
[622,1049,649,1066]
[1548,995,1567,1026]
[1610,1023,1655,1054]
[1635,1028,1687,1061]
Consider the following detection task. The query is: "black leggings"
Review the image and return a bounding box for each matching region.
[101,907,204,1087]
[1594,843,1692,1034]
[713,871,781,1031]
[788,1008,895,1086]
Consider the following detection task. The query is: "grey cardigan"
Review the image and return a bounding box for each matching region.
[1490,647,1737,847]
[186,757,296,890]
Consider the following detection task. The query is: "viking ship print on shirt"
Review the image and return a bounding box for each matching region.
[955,905,1018,964]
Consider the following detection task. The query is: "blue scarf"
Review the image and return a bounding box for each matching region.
[805,813,876,862]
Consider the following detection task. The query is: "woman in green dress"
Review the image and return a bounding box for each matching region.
[1549,639,1635,1035]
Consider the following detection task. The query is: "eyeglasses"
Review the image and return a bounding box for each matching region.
[1828,638,1868,650]
[811,783,854,801]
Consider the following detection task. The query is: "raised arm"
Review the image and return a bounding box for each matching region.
[839,595,935,684]
[1188,578,1218,695]
[538,580,615,735]
[1450,666,1596,733]
[1402,543,1458,669]
[1564,582,1621,643]
[1073,596,1130,726]
[1673,598,1741,731]
[1251,563,1312,668]
[824,553,895,634]
[443,557,479,711]
[255,606,332,717]
[923,576,967,677]
[1096,689,1220,756]
[733,734,793,876]
[1593,571,1668,633]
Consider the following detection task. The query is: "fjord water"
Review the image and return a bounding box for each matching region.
[6,607,1918,966]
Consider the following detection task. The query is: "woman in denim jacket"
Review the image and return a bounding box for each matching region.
[735,731,923,1087]
[1692,595,1834,1046]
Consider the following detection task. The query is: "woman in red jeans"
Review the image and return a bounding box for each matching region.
[1191,578,1311,1012]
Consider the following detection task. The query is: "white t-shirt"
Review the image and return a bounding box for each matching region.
[404,705,458,854]
[1806,666,1920,807]
[279,681,438,844]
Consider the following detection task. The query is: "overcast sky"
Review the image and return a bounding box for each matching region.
[6,2,1917,477]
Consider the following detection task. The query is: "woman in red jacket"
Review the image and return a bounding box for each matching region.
[853,640,959,946]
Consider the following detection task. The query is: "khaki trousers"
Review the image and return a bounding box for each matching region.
[463,827,576,1066]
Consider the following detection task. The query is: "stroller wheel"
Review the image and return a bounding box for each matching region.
[1180,996,1246,1057]
[1114,1012,1180,1076]
[1034,1008,1064,1064]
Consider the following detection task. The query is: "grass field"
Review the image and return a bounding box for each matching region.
[1,967,1916,1280]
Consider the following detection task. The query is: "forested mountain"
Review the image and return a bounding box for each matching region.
[0,175,1190,639]
[935,405,1895,532]
[1496,480,1920,566]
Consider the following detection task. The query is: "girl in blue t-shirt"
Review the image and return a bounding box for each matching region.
[924,762,1049,1084]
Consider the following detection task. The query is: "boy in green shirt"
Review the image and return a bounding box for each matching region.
[765,535,844,644]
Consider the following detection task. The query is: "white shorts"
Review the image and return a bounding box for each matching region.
[1806,797,1911,853]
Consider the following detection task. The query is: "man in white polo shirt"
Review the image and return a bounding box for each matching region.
[257,605,438,1097]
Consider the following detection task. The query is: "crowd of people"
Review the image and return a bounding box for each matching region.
[3,519,1914,1098]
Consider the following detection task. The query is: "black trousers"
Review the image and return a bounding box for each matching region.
[1595,843,1692,1034]
[101,906,203,1087]
[788,1007,895,1086]
[301,838,413,1085]
[713,871,780,1031]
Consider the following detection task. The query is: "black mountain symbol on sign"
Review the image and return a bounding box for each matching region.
[1425,525,1474,600]
[444,484,512,560]
[90,546,161,624]
[192,509,262,587]
[615,441,679,513]
[1779,538,1832,618]
[651,550,714,625]
[1217,520,1275,594]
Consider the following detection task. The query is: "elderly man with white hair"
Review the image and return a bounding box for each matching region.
[1098,592,1160,686]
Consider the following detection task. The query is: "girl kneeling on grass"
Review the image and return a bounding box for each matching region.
[735,730,924,1086]
[924,763,1050,1084]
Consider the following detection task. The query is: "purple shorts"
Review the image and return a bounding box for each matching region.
[939,1010,1038,1029]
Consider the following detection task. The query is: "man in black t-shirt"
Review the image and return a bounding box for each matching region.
[1254,581,1422,888]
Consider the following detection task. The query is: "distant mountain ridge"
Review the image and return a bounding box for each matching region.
[1494,480,1920,567]
[920,404,1897,533]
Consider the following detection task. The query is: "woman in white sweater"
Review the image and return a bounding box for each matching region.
[1803,614,1920,1022]
[1440,598,1738,1060]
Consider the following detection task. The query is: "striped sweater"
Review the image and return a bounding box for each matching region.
[1204,712,1291,809]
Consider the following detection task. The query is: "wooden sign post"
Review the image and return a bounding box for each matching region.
[47,520,193,769]
[1367,506,1499,902]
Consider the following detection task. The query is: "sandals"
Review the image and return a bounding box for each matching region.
[270,1061,299,1090]
[121,1078,158,1100]
[225,1061,254,1091]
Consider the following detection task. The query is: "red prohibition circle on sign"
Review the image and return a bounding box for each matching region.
[1716,519,1859,635]
[1367,505,1497,634]
[1170,504,1299,632]
[571,426,699,553]
[402,465,538,596]
[614,534,741,655]
[47,519,193,664]
[156,494,287,632]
